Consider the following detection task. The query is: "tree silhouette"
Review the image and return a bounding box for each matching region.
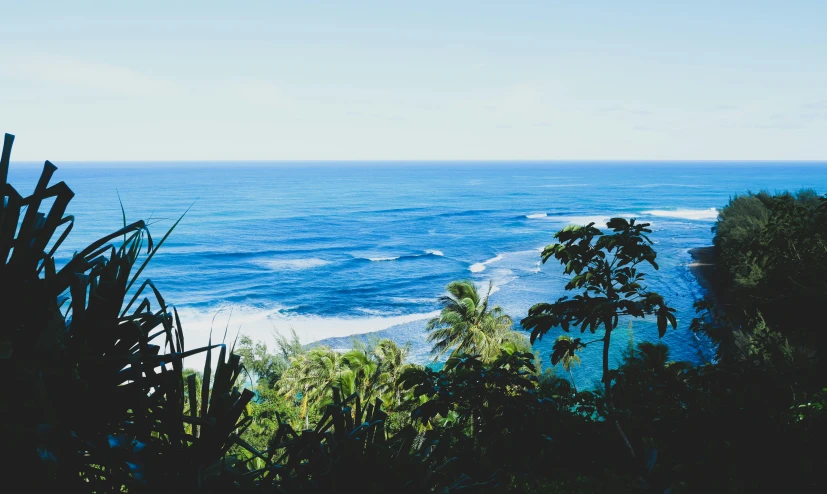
[522,218,677,459]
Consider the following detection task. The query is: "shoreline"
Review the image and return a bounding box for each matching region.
[688,246,718,303]
[177,307,440,371]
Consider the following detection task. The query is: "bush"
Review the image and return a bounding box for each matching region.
[0,133,253,491]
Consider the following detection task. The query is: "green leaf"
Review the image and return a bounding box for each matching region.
[657,313,667,337]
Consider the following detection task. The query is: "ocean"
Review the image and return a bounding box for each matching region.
[8,161,827,388]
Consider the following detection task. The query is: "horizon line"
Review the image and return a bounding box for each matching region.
[10,158,827,164]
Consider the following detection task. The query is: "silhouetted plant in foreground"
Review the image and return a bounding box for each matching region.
[4,131,826,492]
[521,218,677,460]
[0,133,254,491]
[0,133,491,492]
[228,387,494,493]
[400,343,551,475]
[554,335,582,393]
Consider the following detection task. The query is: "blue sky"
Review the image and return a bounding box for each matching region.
[1,1,825,160]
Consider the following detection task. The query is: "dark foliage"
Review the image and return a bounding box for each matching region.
[228,387,495,493]
[399,346,552,479]
[0,134,253,492]
[610,337,827,492]
[521,217,677,462]
[707,190,827,364]
[5,131,826,493]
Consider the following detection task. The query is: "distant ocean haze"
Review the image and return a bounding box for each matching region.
[10,162,827,382]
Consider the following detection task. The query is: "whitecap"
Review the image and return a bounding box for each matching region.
[558,215,611,226]
[390,297,439,304]
[469,254,504,273]
[642,208,718,220]
[256,258,331,270]
[425,249,444,256]
[483,269,519,296]
[355,307,387,316]
[547,213,647,226]
[525,213,548,219]
[469,264,485,273]
[176,306,442,371]
[367,256,400,262]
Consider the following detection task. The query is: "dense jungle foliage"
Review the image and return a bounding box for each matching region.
[708,189,827,367]
[2,133,825,492]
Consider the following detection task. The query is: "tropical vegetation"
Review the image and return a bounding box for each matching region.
[425,280,527,361]
[4,132,826,492]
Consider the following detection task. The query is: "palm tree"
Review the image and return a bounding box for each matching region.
[279,340,415,427]
[634,341,670,373]
[426,280,516,362]
[555,335,582,393]
[340,338,415,407]
[278,346,350,429]
[341,347,382,403]
[374,339,411,406]
[633,341,692,378]
[277,353,312,429]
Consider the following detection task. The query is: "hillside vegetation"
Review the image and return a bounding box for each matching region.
[3,133,826,492]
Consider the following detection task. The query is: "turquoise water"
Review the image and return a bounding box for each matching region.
[8,161,827,387]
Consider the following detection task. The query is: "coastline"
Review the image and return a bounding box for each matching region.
[688,246,718,302]
[178,307,440,371]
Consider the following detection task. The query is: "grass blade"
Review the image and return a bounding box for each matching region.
[125,200,195,295]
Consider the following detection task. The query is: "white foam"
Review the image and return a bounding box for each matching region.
[365,251,441,261]
[483,269,518,297]
[559,215,611,226]
[176,305,440,371]
[389,296,438,304]
[257,258,331,270]
[469,254,504,273]
[642,208,718,220]
[549,214,648,227]
[525,213,548,219]
[355,307,388,316]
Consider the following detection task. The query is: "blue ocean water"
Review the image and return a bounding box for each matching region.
[8,162,827,388]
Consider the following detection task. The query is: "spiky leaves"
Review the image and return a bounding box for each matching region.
[0,134,252,490]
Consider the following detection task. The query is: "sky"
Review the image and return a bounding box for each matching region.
[1,1,826,161]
